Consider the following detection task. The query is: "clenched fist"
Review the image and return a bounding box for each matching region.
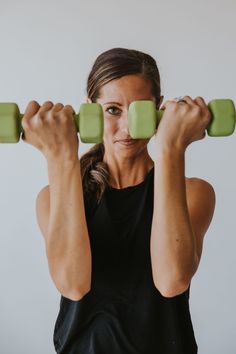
[156,96,212,152]
[22,101,79,161]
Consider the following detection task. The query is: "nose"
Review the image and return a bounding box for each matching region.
[119,111,130,137]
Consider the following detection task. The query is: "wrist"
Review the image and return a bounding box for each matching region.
[155,142,186,161]
[46,154,79,169]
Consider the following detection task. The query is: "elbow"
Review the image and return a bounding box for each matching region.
[55,276,92,302]
[154,279,190,298]
[60,286,91,301]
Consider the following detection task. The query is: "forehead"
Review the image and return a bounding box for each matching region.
[98,74,153,103]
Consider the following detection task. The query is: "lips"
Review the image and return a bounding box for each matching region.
[116,138,136,145]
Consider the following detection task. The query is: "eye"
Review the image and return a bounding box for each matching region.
[106,106,121,116]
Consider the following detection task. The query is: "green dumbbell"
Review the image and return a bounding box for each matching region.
[1,99,235,144]
[0,103,104,143]
[128,99,236,138]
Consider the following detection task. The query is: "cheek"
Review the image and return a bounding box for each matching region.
[104,118,118,138]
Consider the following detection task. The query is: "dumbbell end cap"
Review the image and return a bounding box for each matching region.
[79,103,104,143]
[0,103,22,143]
[207,99,236,137]
[128,101,157,139]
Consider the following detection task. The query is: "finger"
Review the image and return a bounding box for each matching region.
[63,105,76,115]
[38,101,54,114]
[180,96,196,106]
[23,100,40,120]
[193,96,208,109]
[51,103,65,113]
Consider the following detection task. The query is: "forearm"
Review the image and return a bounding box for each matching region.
[46,157,92,297]
[150,147,197,295]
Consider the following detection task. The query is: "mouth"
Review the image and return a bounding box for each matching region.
[116,139,136,145]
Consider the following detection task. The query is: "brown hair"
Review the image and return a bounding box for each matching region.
[80,47,162,204]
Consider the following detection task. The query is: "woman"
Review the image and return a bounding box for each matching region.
[22,48,216,353]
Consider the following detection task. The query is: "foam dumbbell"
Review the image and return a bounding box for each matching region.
[0,103,104,143]
[128,99,236,138]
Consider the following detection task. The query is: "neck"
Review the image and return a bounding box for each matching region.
[103,152,154,189]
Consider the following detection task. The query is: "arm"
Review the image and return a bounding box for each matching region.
[21,100,93,302]
[150,147,215,298]
[36,158,92,301]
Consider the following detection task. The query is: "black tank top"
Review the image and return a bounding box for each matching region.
[53,166,198,354]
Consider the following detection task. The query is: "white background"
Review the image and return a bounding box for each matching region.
[0,0,235,353]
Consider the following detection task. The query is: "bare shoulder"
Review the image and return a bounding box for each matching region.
[185,176,216,235]
[36,185,50,240]
[185,176,216,208]
[185,176,216,198]
[184,176,216,261]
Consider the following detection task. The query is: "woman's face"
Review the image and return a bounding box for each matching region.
[90,74,158,160]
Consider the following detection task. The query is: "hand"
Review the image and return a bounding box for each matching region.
[155,96,212,152]
[21,101,79,161]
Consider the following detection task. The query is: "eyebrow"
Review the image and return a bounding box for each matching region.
[103,101,123,106]
[103,99,153,106]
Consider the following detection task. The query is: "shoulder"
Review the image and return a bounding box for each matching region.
[185,176,216,201]
[185,176,216,238]
[36,185,50,207]
[184,177,216,262]
[185,176,216,213]
[36,185,50,239]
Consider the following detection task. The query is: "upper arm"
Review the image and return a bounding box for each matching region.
[186,177,216,265]
[36,185,50,240]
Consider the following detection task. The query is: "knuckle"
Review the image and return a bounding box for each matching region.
[51,103,64,114]
[183,95,191,100]
[42,101,54,107]
[64,104,73,109]
[193,106,201,115]
[25,100,40,114]
[28,100,39,107]
[64,104,75,113]
[196,96,204,102]
[54,102,64,108]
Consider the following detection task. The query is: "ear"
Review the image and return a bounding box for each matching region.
[86,97,92,104]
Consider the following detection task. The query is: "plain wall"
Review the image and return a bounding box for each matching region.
[0,0,235,353]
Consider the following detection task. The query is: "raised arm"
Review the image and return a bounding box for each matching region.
[150,96,216,298]
[22,101,92,301]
